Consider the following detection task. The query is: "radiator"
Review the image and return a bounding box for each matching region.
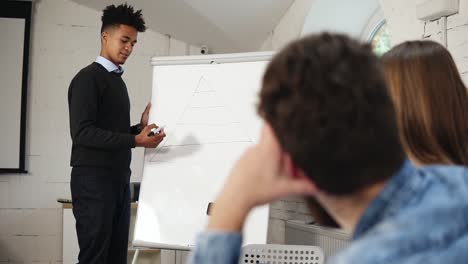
[285,220,351,260]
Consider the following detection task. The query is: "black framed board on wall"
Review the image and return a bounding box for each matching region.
[0,1,32,173]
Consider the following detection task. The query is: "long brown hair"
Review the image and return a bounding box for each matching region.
[382,40,468,166]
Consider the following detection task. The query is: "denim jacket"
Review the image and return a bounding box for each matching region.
[188,161,468,264]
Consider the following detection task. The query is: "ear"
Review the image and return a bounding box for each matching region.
[101,31,108,43]
[282,153,300,179]
[282,152,318,193]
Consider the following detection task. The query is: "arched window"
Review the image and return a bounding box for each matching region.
[369,21,391,56]
[361,8,391,56]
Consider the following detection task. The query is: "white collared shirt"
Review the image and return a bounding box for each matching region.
[95,56,123,73]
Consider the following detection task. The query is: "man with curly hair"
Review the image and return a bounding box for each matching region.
[188,33,468,264]
[68,4,165,263]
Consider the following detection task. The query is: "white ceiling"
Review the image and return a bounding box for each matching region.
[71,0,295,53]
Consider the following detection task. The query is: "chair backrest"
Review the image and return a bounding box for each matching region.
[239,244,324,264]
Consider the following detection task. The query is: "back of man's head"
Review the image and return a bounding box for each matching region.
[101,3,146,33]
[258,33,405,195]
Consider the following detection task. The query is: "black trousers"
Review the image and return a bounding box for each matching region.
[71,167,131,264]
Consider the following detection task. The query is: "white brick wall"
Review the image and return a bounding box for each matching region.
[267,197,313,244]
[381,0,468,82]
[0,0,195,262]
[379,0,425,45]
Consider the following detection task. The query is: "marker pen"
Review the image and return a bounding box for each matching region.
[147,125,165,136]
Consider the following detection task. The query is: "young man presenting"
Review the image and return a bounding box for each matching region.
[188,33,468,264]
[68,4,165,263]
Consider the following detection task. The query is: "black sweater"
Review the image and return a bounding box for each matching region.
[68,62,140,172]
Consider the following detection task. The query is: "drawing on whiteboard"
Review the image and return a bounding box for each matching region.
[149,76,253,162]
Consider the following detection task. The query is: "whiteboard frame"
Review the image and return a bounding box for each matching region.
[0,1,32,173]
[133,51,274,251]
[151,51,273,66]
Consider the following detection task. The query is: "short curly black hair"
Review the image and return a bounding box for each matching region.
[101,3,146,33]
[259,33,404,195]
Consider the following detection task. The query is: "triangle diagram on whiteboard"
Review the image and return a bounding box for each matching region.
[169,75,251,145]
[151,75,252,159]
[194,77,213,93]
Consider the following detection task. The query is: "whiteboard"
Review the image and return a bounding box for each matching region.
[0,17,25,171]
[133,52,273,250]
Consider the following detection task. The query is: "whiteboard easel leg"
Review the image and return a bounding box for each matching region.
[131,249,140,264]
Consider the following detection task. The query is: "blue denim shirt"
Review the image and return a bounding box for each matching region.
[187,161,468,264]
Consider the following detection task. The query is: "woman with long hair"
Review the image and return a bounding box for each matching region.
[382,40,468,166]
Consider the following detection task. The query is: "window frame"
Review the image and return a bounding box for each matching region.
[361,8,386,41]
